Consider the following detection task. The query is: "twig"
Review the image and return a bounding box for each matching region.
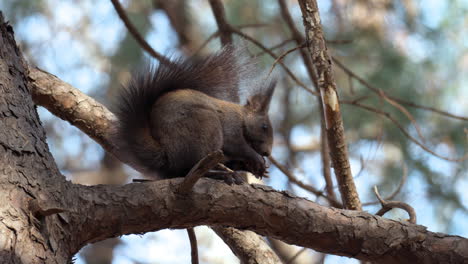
[286,248,307,264]
[192,24,270,56]
[178,150,224,194]
[269,156,342,208]
[277,0,320,89]
[344,101,468,162]
[373,186,417,224]
[255,39,295,56]
[268,43,307,77]
[229,27,319,96]
[191,30,220,55]
[333,57,468,122]
[363,164,408,206]
[187,228,199,264]
[320,121,336,201]
[335,58,428,143]
[110,0,172,65]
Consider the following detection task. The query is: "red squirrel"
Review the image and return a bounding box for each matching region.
[114,46,275,183]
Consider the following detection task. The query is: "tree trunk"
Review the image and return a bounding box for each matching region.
[0,13,72,263]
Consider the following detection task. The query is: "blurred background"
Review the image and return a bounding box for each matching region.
[0,0,467,263]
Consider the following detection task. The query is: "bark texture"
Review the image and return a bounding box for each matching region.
[0,13,71,263]
[298,0,362,210]
[213,227,282,264]
[66,179,468,263]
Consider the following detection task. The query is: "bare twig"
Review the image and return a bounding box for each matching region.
[192,30,220,55]
[255,39,296,56]
[363,164,408,206]
[333,57,468,122]
[186,228,199,264]
[192,24,270,56]
[110,0,172,65]
[269,156,342,208]
[373,186,417,224]
[343,101,468,162]
[178,150,224,194]
[268,43,307,77]
[229,27,319,96]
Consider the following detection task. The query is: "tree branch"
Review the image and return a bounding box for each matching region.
[110,0,173,65]
[66,178,468,263]
[298,0,362,210]
[208,0,233,46]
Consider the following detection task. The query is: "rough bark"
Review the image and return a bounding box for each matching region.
[298,0,362,210]
[208,0,233,46]
[65,179,468,263]
[213,227,282,264]
[0,13,71,263]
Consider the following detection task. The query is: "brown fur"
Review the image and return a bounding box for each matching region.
[114,47,275,179]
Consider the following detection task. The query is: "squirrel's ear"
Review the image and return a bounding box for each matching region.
[246,79,276,113]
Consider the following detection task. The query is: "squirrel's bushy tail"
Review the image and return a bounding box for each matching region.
[114,46,253,174]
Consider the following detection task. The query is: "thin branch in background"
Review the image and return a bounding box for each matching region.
[327,39,353,45]
[269,156,342,208]
[277,0,319,89]
[192,24,270,56]
[286,248,307,264]
[110,0,172,66]
[373,186,417,224]
[353,155,366,179]
[255,38,296,56]
[320,121,336,201]
[344,101,468,162]
[348,74,354,95]
[333,57,468,122]
[267,43,306,77]
[153,0,190,47]
[229,27,319,96]
[335,58,428,143]
[208,0,233,45]
[363,164,408,206]
[186,228,199,264]
[191,31,220,56]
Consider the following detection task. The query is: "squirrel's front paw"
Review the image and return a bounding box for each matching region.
[205,171,245,185]
[246,154,266,178]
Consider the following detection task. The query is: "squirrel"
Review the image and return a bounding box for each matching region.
[114,46,276,183]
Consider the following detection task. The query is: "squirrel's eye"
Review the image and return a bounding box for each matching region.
[262,124,268,130]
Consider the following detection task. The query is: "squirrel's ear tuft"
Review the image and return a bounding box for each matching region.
[246,79,276,113]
